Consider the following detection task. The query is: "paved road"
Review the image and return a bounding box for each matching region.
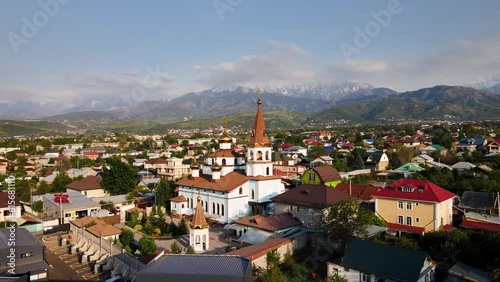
[42,235,101,281]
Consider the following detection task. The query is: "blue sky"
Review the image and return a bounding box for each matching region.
[1,0,499,102]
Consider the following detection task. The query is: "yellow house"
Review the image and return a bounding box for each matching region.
[373,179,455,235]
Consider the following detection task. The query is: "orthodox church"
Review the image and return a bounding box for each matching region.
[170,90,285,224]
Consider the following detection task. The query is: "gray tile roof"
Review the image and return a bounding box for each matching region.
[138,254,251,277]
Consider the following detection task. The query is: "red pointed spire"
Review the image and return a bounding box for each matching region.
[249,88,270,147]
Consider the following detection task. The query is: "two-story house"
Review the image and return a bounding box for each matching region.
[271,184,356,228]
[65,175,109,198]
[301,166,342,188]
[362,152,389,171]
[373,179,455,235]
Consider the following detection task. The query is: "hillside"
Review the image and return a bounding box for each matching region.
[0,120,70,136]
[308,85,500,125]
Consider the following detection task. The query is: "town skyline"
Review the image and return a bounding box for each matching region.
[1,1,500,103]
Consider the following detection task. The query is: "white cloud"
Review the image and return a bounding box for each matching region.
[0,67,187,103]
[325,36,500,91]
[193,40,315,87]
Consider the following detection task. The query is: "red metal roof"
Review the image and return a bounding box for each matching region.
[373,179,455,203]
[460,220,500,232]
[386,222,425,235]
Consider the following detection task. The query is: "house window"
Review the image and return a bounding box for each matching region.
[361,273,371,282]
[289,205,293,212]
[397,201,403,209]
[406,202,412,210]
[307,222,313,228]
[406,216,412,226]
[308,208,313,215]
[239,187,243,194]
[295,206,300,212]
[308,173,316,181]
[397,215,404,225]
[416,217,420,223]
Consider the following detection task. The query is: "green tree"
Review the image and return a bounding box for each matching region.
[186,245,196,254]
[120,229,134,248]
[322,199,371,253]
[37,180,50,195]
[138,236,157,255]
[325,273,349,282]
[101,157,138,195]
[170,241,182,254]
[177,218,189,235]
[15,166,28,178]
[153,180,174,209]
[32,200,43,212]
[51,173,73,193]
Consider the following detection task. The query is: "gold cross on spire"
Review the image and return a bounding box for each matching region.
[258,88,261,99]
[223,116,227,132]
[257,88,262,104]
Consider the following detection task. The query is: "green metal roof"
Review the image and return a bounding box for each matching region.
[341,239,429,282]
[397,163,425,172]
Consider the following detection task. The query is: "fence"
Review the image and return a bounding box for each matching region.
[72,226,146,276]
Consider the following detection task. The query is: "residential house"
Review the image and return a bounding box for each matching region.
[13,161,36,176]
[327,239,436,282]
[447,262,492,282]
[136,255,252,282]
[229,213,301,243]
[70,216,122,241]
[271,184,356,228]
[187,146,207,157]
[335,182,381,209]
[0,228,49,281]
[158,157,191,181]
[486,139,500,154]
[66,175,109,198]
[311,156,334,166]
[399,137,421,148]
[0,158,8,174]
[362,152,389,171]
[412,155,451,170]
[281,145,308,159]
[66,167,98,179]
[0,192,21,223]
[301,166,342,187]
[31,190,101,223]
[454,138,487,152]
[272,152,306,179]
[226,237,302,270]
[458,191,500,232]
[373,179,456,234]
[418,144,448,156]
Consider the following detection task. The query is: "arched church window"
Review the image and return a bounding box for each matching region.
[222,159,226,165]
[265,151,269,160]
[252,189,255,200]
[257,151,262,160]
[250,150,254,160]
[212,203,215,214]
[266,167,270,176]
[221,204,224,216]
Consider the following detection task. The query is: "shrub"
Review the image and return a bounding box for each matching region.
[134,224,143,231]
